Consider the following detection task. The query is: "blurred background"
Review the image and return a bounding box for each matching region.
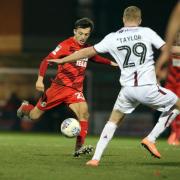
[0,0,178,136]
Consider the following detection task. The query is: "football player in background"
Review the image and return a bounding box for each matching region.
[155,0,180,146]
[163,32,180,145]
[48,6,180,166]
[17,17,117,157]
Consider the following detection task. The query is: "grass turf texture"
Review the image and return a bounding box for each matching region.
[0,132,180,180]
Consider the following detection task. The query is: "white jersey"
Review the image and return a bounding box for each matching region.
[94,27,165,86]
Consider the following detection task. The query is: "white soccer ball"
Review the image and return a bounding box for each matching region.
[61,118,81,138]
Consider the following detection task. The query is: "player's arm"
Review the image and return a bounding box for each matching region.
[156,44,180,76]
[48,46,97,64]
[171,46,180,54]
[36,44,66,92]
[157,2,180,68]
[155,44,169,77]
[164,1,180,54]
[155,44,180,82]
[89,55,118,67]
[36,55,51,92]
[155,2,180,77]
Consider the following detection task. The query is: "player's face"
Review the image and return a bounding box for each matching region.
[74,27,91,45]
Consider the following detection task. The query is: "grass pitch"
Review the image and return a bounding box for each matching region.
[0,132,180,180]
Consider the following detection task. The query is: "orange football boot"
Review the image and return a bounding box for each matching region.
[86,160,99,167]
[141,138,161,159]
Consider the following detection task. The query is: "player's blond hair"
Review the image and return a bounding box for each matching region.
[123,6,141,22]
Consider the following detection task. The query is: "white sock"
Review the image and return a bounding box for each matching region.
[92,121,117,161]
[147,109,180,143]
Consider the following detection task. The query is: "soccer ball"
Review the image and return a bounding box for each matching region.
[61,118,81,138]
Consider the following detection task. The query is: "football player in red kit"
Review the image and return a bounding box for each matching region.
[17,18,117,156]
[156,1,180,145]
[165,32,180,145]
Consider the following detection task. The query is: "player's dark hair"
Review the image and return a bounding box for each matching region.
[74,18,94,32]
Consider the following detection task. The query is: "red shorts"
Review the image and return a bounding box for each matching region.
[165,82,180,97]
[36,83,86,111]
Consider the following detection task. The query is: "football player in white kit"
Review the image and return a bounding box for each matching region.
[48,6,180,166]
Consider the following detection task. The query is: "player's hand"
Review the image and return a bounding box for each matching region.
[155,62,162,78]
[36,76,45,92]
[155,51,169,77]
[156,67,168,84]
[110,61,118,67]
[48,59,63,64]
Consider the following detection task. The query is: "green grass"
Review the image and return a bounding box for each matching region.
[0,132,180,180]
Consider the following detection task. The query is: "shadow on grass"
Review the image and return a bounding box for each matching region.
[92,160,180,168]
[140,162,180,167]
[33,153,50,156]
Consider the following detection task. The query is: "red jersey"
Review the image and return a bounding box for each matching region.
[39,37,111,91]
[166,54,180,85]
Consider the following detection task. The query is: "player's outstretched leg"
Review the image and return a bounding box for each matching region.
[86,121,118,166]
[168,116,180,145]
[167,132,177,145]
[73,120,94,157]
[141,137,161,158]
[142,109,180,158]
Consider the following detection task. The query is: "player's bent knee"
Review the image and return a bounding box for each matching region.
[29,112,41,120]
[29,111,43,120]
[175,99,180,110]
[29,108,44,120]
[85,112,90,119]
[109,109,125,126]
[80,112,89,120]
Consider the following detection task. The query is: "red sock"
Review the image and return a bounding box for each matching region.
[22,104,34,115]
[75,120,88,150]
[175,115,180,139]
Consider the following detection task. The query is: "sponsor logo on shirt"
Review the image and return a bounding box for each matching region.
[76,58,88,67]
[172,58,180,67]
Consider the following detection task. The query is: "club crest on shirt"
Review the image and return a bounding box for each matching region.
[40,101,47,107]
